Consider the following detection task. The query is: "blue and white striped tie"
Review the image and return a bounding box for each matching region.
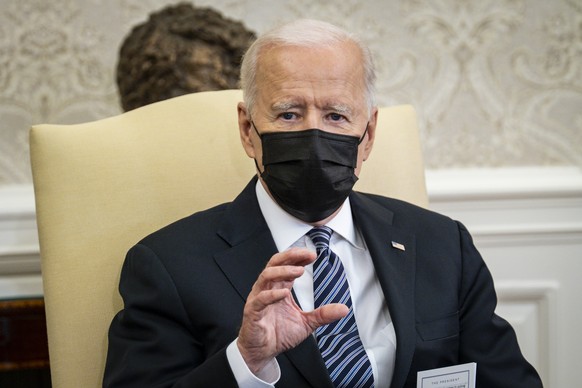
[308,226,374,388]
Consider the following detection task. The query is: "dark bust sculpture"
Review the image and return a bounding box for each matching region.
[117,3,256,111]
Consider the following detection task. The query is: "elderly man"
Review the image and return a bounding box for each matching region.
[104,19,542,388]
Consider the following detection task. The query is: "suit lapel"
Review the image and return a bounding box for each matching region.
[214,178,277,301]
[350,192,416,388]
[214,178,333,387]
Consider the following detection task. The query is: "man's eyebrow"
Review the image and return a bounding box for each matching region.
[271,101,304,111]
[324,103,353,115]
[270,101,353,114]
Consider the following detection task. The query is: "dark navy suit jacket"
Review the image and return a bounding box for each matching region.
[104,177,542,387]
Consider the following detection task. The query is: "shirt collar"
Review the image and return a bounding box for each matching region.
[255,179,363,251]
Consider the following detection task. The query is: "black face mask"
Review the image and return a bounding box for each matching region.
[253,123,368,223]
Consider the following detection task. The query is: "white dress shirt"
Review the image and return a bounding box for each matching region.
[226,180,396,387]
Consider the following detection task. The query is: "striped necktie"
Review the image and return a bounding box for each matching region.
[308,226,374,388]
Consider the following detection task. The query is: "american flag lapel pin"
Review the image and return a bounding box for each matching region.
[391,241,405,251]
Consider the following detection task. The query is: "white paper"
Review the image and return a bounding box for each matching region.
[417,362,476,388]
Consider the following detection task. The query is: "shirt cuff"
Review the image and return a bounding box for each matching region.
[226,338,281,387]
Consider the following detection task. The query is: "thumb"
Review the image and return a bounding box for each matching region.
[307,303,349,330]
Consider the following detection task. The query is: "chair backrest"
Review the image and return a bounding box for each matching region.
[30,89,427,388]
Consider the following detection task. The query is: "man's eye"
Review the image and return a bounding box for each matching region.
[281,112,296,120]
[329,113,345,121]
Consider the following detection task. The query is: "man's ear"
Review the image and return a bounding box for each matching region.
[362,107,378,161]
[238,102,256,158]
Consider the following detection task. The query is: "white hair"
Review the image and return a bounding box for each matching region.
[239,19,376,115]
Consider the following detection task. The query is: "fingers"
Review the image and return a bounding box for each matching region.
[251,248,315,293]
[253,264,303,292]
[247,249,313,313]
[247,288,290,312]
[237,248,323,373]
[237,247,347,373]
[266,247,317,268]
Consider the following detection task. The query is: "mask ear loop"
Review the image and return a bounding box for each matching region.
[358,122,370,145]
[250,120,262,138]
[249,120,265,175]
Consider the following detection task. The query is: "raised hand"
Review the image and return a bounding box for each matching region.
[237,247,348,374]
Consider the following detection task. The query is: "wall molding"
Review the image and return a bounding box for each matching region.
[426,166,582,201]
[426,166,582,248]
[0,275,43,299]
[0,184,39,276]
[495,281,559,388]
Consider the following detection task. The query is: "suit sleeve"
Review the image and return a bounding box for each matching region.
[456,222,543,387]
[103,244,238,388]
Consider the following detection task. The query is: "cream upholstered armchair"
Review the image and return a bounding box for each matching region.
[30,89,427,388]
